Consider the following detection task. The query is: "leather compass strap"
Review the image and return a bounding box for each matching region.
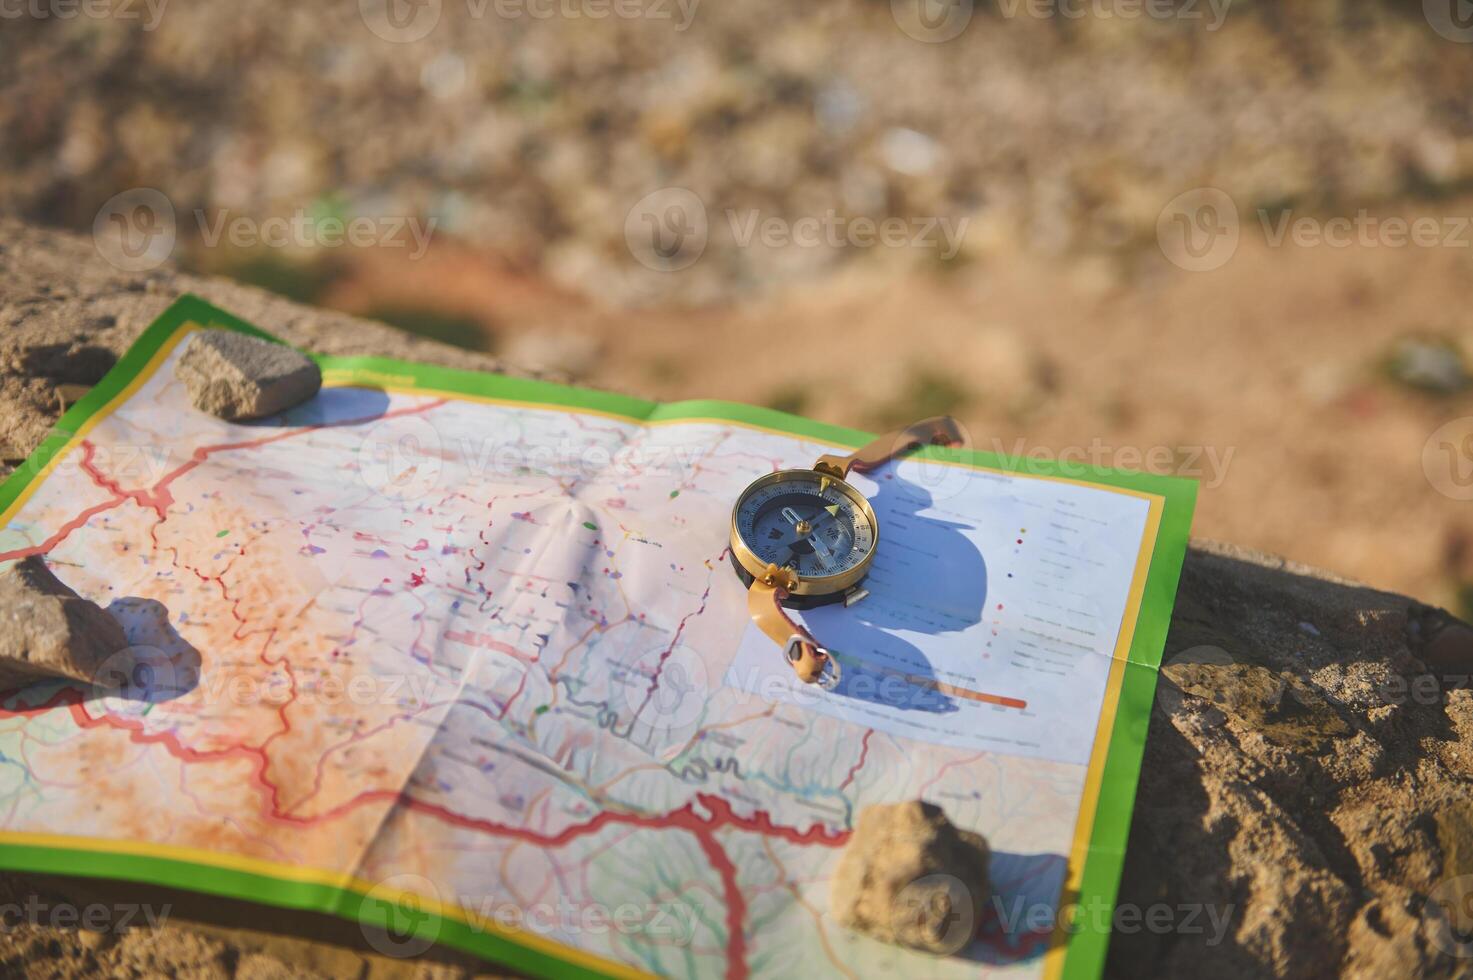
[746,565,835,686]
[752,415,963,686]
[812,415,964,480]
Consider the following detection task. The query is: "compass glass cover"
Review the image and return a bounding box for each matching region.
[733,472,875,580]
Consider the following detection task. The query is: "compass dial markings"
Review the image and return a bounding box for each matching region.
[733,471,876,585]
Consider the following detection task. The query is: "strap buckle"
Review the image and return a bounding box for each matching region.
[783,635,841,690]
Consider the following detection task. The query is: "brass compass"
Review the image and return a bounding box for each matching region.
[729,416,962,689]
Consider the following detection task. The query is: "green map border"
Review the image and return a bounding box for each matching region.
[0,295,1197,980]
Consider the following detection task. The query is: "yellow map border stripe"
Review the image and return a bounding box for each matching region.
[319,370,1165,512]
[332,362,1169,976]
[0,830,652,980]
[0,328,194,528]
[0,314,1180,980]
[0,327,648,978]
[1041,493,1162,980]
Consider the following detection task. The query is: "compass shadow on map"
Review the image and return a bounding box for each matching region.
[815,471,986,715]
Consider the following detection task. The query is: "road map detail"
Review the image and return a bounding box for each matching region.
[0,309,1187,980]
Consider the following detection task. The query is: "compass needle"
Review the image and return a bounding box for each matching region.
[729,417,957,684]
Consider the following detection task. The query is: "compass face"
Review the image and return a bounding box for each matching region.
[731,470,877,594]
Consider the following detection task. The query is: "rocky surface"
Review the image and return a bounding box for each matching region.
[1112,541,1473,980]
[175,329,323,421]
[6,3,1473,306]
[0,218,537,978]
[0,217,532,480]
[0,556,128,688]
[830,800,991,954]
[10,6,1473,607]
[2,221,1472,976]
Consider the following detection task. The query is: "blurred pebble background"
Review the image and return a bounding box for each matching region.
[4,0,1473,606]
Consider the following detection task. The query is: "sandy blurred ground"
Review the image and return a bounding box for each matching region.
[4,0,1473,605]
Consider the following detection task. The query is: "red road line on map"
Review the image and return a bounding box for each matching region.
[6,398,864,978]
[837,729,873,793]
[78,442,128,498]
[917,750,987,798]
[51,691,396,827]
[144,401,449,519]
[11,680,847,978]
[392,792,847,851]
[68,700,267,766]
[394,792,843,980]
[626,579,715,728]
[0,401,448,562]
[6,498,127,561]
[695,829,748,980]
[381,791,849,980]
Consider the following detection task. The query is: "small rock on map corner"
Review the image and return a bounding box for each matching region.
[0,555,127,688]
[176,329,322,422]
[830,799,991,955]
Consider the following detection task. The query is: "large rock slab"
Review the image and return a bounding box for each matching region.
[175,329,322,421]
[1110,540,1473,979]
[0,216,529,474]
[3,221,1473,977]
[0,555,126,687]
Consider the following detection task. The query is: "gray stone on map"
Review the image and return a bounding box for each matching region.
[0,555,127,688]
[830,800,990,955]
[10,220,1473,978]
[175,329,322,421]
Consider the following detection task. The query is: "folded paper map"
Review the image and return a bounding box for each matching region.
[0,297,1195,979]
